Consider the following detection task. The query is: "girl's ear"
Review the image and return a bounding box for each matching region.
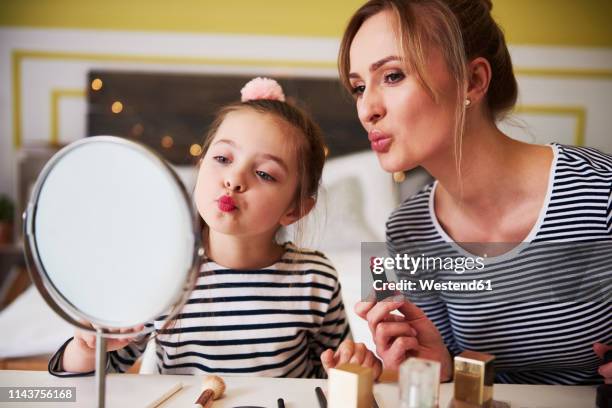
[279,197,316,227]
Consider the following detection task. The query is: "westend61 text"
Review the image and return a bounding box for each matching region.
[373,279,493,292]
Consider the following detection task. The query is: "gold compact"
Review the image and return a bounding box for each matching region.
[452,351,495,408]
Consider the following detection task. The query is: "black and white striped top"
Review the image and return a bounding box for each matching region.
[386,144,611,385]
[49,243,349,378]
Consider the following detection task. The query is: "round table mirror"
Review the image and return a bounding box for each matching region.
[23,136,203,407]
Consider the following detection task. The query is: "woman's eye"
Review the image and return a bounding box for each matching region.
[351,84,365,96]
[384,71,405,83]
[256,171,275,182]
[213,155,230,164]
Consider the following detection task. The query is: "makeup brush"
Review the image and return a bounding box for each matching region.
[193,375,226,407]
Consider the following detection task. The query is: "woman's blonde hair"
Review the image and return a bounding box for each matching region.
[338,0,518,180]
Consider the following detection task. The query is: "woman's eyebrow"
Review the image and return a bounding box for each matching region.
[349,55,402,79]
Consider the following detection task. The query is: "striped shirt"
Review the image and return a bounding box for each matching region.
[386,143,611,385]
[49,243,349,378]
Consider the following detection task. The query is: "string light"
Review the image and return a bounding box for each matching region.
[190,144,203,156]
[161,135,174,149]
[91,78,103,91]
[131,123,144,137]
[111,101,123,114]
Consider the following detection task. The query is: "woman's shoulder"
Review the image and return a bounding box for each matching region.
[386,182,435,227]
[553,143,612,175]
[384,182,441,245]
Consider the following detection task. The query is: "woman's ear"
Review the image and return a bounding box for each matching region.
[466,57,492,106]
[279,197,316,227]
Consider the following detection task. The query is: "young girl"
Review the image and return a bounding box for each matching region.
[49,77,381,379]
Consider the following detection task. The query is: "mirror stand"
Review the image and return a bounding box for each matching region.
[95,329,107,408]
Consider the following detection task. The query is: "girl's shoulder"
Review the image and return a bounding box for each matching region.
[281,242,338,277]
[282,242,334,265]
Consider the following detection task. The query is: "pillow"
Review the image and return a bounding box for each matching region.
[0,285,73,358]
[321,150,398,243]
[292,176,378,252]
[290,151,398,252]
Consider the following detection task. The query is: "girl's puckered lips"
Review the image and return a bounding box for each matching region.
[218,195,237,212]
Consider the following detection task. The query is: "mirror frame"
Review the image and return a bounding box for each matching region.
[23,135,203,335]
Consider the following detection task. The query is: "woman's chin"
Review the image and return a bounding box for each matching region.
[376,153,416,174]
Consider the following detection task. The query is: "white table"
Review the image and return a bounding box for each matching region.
[0,370,597,407]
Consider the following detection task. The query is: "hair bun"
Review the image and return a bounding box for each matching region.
[481,0,493,12]
[240,77,286,102]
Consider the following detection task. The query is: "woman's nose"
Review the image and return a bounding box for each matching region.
[358,88,385,125]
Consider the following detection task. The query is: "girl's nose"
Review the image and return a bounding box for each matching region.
[224,177,245,193]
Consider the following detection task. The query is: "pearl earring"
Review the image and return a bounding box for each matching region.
[464,98,471,107]
[393,171,406,183]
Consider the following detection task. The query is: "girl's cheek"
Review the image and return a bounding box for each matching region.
[193,176,208,214]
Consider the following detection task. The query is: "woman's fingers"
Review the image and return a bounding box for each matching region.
[355,300,376,320]
[592,343,612,383]
[593,342,611,359]
[365,301,406,334]
[382,336,419,371]
[395,301,427,322]
[599,362,612,383]
[374,322,417,349]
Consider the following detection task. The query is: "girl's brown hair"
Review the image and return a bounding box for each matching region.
[338,0,518,178]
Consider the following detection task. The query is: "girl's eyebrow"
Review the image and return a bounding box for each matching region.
[213,139,237,148]
[349,55,402,79]
[260,153,288,172]
[213,138,288,172]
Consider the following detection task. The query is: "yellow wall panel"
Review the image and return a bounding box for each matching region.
[0,0,611,46]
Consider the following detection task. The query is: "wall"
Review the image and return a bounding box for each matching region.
[1,0,612,201]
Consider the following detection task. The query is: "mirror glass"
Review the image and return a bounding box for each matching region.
[25,136,200,330]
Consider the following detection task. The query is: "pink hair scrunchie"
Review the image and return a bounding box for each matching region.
[240,77,286,103]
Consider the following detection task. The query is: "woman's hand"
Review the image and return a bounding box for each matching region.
[355,299,452,381]
[593,342,612,384]
[321,339,383,381]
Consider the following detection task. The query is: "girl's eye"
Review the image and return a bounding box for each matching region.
[384,71,405,84]
[351,84,365,96]
[256,171,275,182]
[213,155,230,164]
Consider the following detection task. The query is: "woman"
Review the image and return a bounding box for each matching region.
[338,0,611,384]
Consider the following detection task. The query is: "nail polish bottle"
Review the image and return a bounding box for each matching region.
[399,357,441,408]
